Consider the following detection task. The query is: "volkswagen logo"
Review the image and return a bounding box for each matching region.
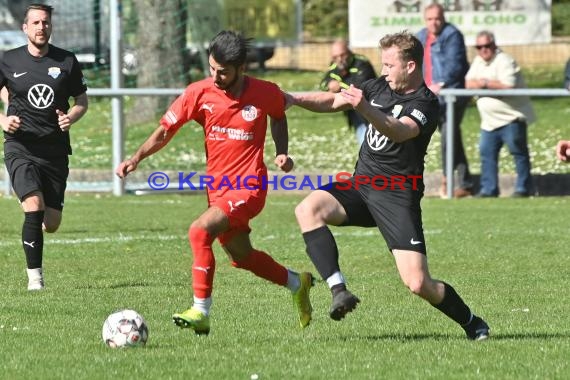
[28,84,54,109]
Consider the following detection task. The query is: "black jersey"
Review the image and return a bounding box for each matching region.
[0,44,87,157]
[355,76,439,179]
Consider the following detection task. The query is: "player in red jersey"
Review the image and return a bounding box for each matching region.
[116,30,313,335]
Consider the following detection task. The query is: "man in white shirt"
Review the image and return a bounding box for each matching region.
[465,30,535,197]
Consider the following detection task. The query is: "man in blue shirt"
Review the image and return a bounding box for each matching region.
[417,3,473,198]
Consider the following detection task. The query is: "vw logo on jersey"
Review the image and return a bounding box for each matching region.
[241,105,258,121]
[28,84,55,109]
[366,124,389,151]
[48,67,61,79]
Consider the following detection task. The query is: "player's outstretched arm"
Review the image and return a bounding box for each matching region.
[283,90,351,113]
[556,140,570,162]
[115,125,177,178]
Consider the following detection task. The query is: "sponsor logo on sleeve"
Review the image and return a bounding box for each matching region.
[411,109,427,125]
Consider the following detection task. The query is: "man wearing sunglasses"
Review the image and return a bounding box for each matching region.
[465,30,535,198]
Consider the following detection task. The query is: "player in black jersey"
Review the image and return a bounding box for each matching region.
[286,31,489,340]
[0,4,88,290]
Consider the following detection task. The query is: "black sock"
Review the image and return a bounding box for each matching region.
[22,211,44,269]
[431,282,472,326]
[331,283,347,296]
[302,226,340,281]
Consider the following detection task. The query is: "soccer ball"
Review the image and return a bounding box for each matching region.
[102,309,149,348]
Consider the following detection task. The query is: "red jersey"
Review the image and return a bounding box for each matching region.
[160,76,286,191]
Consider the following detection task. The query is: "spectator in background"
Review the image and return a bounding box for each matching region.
[564,59,570,90]
[465,30,535,198]
[556,140,570,161]
[417,3,473,198]
[320,39,377,146]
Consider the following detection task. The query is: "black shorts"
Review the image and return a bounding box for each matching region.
[324,179,427,254]
[4,153,69,210]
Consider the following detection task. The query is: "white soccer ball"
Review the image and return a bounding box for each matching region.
[102,309,149,348]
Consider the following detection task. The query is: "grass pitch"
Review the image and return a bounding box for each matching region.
[0,194,568,379]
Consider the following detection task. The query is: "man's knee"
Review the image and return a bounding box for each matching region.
[42,209,62,233]
[295,195,324,221]
[189,225,215,246]
[43,222,60,233]
[401,275,437,300]
[223,232,253,263]
[294,200,312,221]
[403,277,425,296]
[230,250,253,268]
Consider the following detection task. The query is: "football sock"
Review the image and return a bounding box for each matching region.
[231,249,288,286]
[286,269,301,292]
[26,268,43,282]
[189,227,216,299]
[431,282,472,325]
[22,211,45,269]
[326,271,346,290]
[302,226,340,280]
[330,283,347,296]
[193,295,212,315]
[461,313,475,327]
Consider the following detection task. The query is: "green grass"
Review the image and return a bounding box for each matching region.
[56,66,570,177]
[0,194,569,379]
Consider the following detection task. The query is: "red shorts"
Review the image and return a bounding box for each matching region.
[208,188,267,245]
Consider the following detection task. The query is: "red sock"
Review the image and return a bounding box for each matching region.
[231,249,288,286]
[188,227,216,298]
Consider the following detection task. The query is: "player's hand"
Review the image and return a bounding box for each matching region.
[56,109,72,131]
[1,115,21,134]
[340,84,364,109]
[556,140,570,162]
[115,158,138,178]
[275,154,294,173]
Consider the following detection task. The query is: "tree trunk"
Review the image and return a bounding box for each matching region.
[129,0,188,123]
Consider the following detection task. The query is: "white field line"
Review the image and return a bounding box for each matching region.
[0,234,181,247]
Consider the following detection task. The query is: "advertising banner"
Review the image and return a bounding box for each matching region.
[349,0,551,47]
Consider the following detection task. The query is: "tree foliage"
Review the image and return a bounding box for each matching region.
[302,0,349,40]
[552,0,570,36]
